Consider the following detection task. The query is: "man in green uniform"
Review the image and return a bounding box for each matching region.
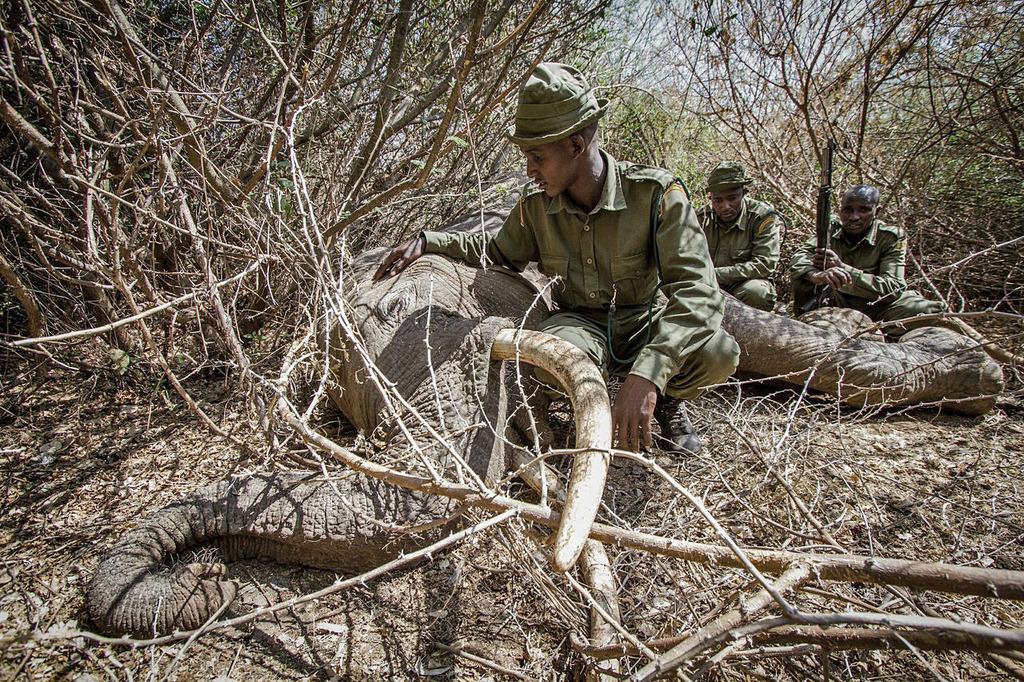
[790,184,946,334]
[375,63,739,455]
[698,162,781,311]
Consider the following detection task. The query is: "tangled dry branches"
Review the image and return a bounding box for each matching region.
[2,0,1024,680]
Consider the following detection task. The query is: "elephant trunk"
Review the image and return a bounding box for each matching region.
[491,329,612,573]
[88,478,239,636]
[88,472,448,636]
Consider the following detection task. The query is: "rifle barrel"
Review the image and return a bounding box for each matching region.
[814,140,835,252]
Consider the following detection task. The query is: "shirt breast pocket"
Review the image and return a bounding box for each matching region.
[539,254,569,279]
[539,254,570,299]
[611,253,657,305]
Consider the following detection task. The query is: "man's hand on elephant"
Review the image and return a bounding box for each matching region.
[373,234,426,280]
[612,374,657,452]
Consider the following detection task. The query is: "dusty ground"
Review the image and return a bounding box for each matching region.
[1,352,1023,680]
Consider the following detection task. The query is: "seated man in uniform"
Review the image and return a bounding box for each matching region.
[376,62,739,455]
[790,184,946,335]
[698,162,781,311]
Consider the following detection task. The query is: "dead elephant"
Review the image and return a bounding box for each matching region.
[88,211,1002,635]
[87,211,612,635]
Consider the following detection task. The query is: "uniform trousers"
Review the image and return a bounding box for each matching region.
[722,278,776,311]
[792,279,947,337]
[532,304,739,400]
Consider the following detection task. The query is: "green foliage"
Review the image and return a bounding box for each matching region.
[108,348,131,376]
[600,88,674,166]
[599,87,716,206]
[0,285,15,317]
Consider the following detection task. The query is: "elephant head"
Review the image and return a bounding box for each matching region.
[87,210,612,635]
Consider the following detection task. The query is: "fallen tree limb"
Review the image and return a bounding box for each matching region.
[634,564,813,680]
[751,625,1024,656]
[941,316,1024,366]
[579,624,1024,660]
[640,611,1024,679]
[276,393,1024,600]
[720,645,1024,681]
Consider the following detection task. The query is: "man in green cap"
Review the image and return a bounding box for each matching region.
[698,162,781,311]
[375,62,739,455]
[790,184,946,333]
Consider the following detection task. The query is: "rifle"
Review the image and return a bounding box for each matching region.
[799,139,836,314]
[815,139,836,254]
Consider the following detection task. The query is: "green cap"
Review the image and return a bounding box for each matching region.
[508,63,609,146]
[706,161,753,192]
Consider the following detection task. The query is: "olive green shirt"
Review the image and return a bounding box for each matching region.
[698,197,780,285]
[789,219,908,301]
[422,150,725,392]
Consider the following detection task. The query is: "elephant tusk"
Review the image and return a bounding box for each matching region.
[510,448,622,677]
[491,328,612,572]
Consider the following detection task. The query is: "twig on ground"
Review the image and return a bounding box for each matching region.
[432,641,533,681]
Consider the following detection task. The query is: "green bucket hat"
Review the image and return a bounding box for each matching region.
[706,161,753,192]
[508,63,609,146]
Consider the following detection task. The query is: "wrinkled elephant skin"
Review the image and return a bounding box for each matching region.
[89,210,555,635]
[726,303,1002,414]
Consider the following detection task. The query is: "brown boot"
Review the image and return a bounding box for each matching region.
[654,396,702,455]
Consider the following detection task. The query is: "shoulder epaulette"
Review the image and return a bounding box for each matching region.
[622,162,676,188]
[742,199,779,235]
[512,182,546,227]
[876,220,905,238]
